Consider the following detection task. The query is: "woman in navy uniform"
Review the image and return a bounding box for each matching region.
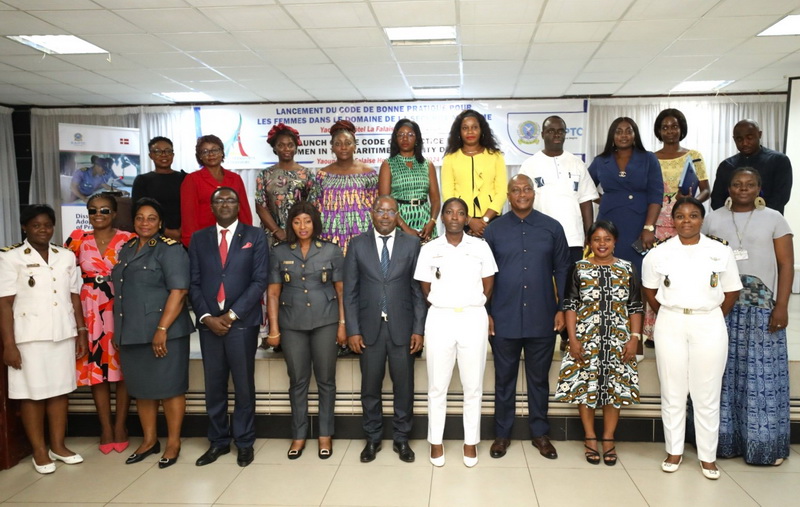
[267,201,346,460]
[0,205,88,474]
[112,198,194,468]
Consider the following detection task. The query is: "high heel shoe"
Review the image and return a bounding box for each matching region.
[429,446,445,467]
[125,441,161,464]
[32,457,55,474]
[462,444,478,468]
[113,441,129,453]
[48,450,84,464]
[99,443,115,455]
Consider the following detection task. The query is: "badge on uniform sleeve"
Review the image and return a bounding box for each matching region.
[435,267,441,279]
[148,239,157,246]
[664,275,671,288]
[710,272,719,288]
[28,275,35,287]
[283,271,291,283]
[321,268,328,283]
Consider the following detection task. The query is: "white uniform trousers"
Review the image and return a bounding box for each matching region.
[425,306,488,446]
[654,306,728,462]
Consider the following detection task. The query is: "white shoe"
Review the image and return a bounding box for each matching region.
[429,446,445,467]
[701,464,720,480]
[32,457,55,474]
[661,456,682,472]
[463,445,478,468]
[48,450,84,465]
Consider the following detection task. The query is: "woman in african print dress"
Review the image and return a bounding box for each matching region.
[316,120,378,255]
[378,119,440,241]
[65,192,134,454]
[556,220,643,466]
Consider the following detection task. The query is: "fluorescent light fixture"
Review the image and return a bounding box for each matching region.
[411,87,460,98]
[155,91,215,102]
[758,15,800,36]
[385,26,456,45]
[670,80,734,93]
[6,35,107,54]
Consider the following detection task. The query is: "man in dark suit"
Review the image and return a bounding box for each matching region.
[344,195,427,463]
[189,187,268,468]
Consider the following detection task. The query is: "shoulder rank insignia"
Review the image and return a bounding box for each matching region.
[290,243,297,250]
[126,237,138,248]
[315,240,322,248]
[159,236,178,246]
[706,234,729,245]
[0,242,23,252]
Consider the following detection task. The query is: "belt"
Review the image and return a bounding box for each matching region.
[396,198,426,206]
[662,306,714,315]
[83,275,109,284]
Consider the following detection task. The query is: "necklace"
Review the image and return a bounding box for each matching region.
[462,148,481,156]
[730,209,754,248]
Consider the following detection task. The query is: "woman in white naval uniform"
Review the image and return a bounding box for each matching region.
[641,196,741,480]
[0,205,88,474]
[414,197,497,468]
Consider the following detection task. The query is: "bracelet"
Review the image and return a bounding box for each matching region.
[339,319,346,325]
[267,332,281,339]
[429,218,436,223]
[269,228,279,234]
[77,326,88,332]
[630,333,641,338]
[156,326,167,331]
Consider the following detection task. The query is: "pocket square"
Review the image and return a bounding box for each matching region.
[242,242,253,249]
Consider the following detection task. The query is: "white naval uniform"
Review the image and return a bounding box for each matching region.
[641,234,742,462]
[0,240,82,400]
[413,234,498,446]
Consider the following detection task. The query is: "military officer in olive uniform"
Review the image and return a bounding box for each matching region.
[266,201,346,459]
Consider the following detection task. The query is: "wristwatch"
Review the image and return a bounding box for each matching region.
[227,309,238,321]
[482,216,490,224]
[642,225,655,232]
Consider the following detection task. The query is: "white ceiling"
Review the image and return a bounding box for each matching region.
[0,0,798,106]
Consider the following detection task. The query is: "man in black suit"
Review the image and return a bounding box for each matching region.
[189,187,268,467]
[344,195,427,463]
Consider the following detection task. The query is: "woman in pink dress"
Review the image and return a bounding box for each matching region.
[65,192,134,454]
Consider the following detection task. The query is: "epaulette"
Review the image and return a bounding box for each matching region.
[706,235,729,245]
[0,242,23,252]
[159,235,178,246]
[126,237,138,248]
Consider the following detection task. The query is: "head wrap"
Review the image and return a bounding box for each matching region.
[330,119,356,138]
[267,123,301,147]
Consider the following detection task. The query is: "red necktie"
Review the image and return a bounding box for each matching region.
[217,229,228,303]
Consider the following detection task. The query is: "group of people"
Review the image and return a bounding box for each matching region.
[0,108,792,480]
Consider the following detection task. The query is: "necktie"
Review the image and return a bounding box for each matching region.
[217,229,228,304]
[380,235,390,313]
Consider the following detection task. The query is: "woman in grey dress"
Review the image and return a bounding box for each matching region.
[112,198,194,469]
[267,201,346,460]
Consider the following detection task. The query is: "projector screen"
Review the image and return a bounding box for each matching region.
[784,76,799,291]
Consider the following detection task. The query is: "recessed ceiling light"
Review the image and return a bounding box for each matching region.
[670,80,734,93]
[758,15,800,36]
[6,35,107,54]
[154,91,215,102]
[385,26,456,45]
[411,87,461,98]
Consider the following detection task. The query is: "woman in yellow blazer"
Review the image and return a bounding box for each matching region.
[441,109,508,237]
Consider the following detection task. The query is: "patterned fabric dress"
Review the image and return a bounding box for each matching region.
[655,150,708,241]
[718,276,791,463]
[556,259,643,408]
[315,169,378,254]
[387,155,437,238]
[255,166,318,245]
[65,229,134,385]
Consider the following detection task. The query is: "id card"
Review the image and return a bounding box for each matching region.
[733,248,749,261]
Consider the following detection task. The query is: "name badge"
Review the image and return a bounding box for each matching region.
[733,248,749,261]
[282,260,295,264]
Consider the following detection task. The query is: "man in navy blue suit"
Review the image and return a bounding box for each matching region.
[189,187,268,467]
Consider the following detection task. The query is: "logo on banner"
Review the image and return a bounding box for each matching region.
[119,138,130,145]
[517,121,540,146]
[71,132,86,147]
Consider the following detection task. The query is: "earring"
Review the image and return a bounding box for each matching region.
[724,197,733,210]
[754,196,766,210]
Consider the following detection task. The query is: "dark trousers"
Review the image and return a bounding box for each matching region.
[199,326,258,449]
[559,247,585,345]
[359,320,415,443]
[282,324,338,439]
[491,335,556,438]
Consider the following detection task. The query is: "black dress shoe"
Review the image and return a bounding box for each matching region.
[195,445,230,466]
[360,441,382,463]
[392,441,415,463]
[490,438,511,458]
[237,446,254,467]
[125,441,161,464]
[531,435,558,459]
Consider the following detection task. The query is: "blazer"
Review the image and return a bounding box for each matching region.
[343,231,427,346]
[188,222,269,329]
[112,236,195,345]
[268,240,344,331]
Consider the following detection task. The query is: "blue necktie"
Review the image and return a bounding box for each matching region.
[380,235,390,313]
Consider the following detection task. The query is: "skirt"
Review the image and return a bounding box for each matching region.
[119,336,189,400]
[8,339,77,400]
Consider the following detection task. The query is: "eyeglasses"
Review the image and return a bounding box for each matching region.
[212,198,239,205]
[87,208,112,215]
[199,148,222,156]
[397,132,416,139]
[373,209,398,218]
[543,128,567,136]
[150,149,174,156]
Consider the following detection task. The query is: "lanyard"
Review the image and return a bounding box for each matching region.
[730,210,754,248]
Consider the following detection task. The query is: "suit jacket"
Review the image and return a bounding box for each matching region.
[343,230,427,346]
[189,223,269,328]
